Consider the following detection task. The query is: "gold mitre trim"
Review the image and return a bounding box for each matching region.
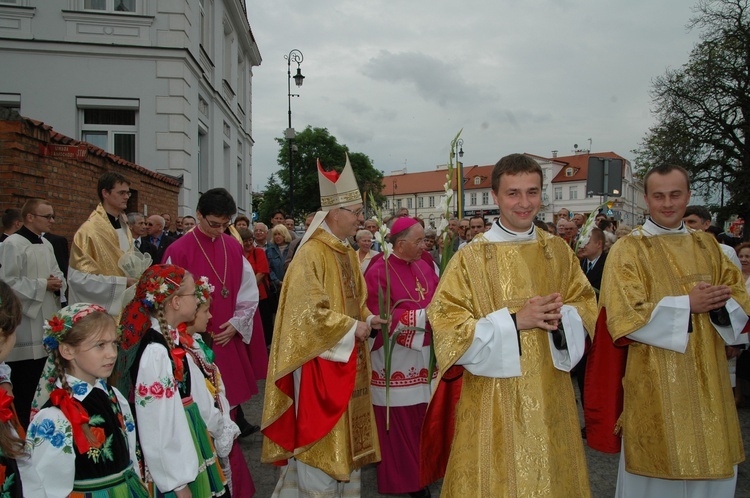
[317,153,362,212]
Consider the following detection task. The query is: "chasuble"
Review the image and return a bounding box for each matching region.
[261,228,380,481]
[427,227,597,497]
[601,227,750,480]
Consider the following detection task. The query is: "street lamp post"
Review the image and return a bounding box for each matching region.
[285,49,305,218]
[454,139,465,218]
[392,179,398,216]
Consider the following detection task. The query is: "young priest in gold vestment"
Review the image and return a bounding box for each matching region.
[426,153,598,497]
[600,164,750,498]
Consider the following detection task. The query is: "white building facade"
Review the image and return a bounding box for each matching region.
[0,0,261,215]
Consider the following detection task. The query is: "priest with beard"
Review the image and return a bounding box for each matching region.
[364,216,439,497]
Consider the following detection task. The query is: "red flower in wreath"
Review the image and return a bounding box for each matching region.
[145,280,160,293]
[47,316,66,333]
[149,382,165,398]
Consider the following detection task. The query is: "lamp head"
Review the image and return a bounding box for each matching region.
[294,67,305,87]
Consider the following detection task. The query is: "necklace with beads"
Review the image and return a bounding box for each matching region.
[192,229,229,298]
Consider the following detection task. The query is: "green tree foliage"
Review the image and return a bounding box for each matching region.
[634,0,750,233]
[258,126,385,223]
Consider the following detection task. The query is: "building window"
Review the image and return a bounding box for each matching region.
[198,126,209,192]
[199,0,210,51]
[473,176,481,185]
[418,197,424,209]
[397,199,402,209]
[429,196,435,208]
[407,198,413,209]
[81,108,136,163]
[83,0,136,12]
[565,167,574,177]
[543,169,548,180]
[470,193,477,206]
[554,187,562,200]
[482,192,489,205]
[569,186,578,200]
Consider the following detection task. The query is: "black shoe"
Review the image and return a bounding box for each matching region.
[409,488,431,498]
[239,423,260,438]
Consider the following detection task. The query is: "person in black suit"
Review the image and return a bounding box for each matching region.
[127,212,157,260]
[145,214,175,264]
[575,226,607,438]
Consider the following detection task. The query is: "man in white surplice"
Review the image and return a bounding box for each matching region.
[0,198,65,427]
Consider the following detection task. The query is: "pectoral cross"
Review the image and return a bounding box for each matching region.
[415,280,426,301]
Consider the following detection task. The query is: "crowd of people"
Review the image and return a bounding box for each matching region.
[0,156,748,497]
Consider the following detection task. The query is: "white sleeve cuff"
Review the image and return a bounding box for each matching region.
[548,305,587,372]
[714,298,750,345]
[628,295,690,353]
[457,308,521,378]
[319,322,356,363]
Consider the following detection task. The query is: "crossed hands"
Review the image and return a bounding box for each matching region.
[516,293,563,331]
[689,282,731,314]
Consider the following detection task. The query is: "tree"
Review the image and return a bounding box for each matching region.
[634,0,750,236]
[259,126,385,222]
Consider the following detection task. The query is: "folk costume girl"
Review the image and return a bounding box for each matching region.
[0,281,26,498]
[19,303,147,498]
[117,265,229,498]
[181,278,249,496]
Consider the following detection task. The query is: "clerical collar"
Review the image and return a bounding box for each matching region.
[484,219,536,242]
[640,218,687,236]
[106,211,121,229]
[16,225,43,244]
[321,221,350,246]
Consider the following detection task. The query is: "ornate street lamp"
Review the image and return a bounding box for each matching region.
[285,49,305,217]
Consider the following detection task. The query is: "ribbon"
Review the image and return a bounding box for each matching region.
[0,390,14,423]
[50,388,91,454]
[170,348,186,382]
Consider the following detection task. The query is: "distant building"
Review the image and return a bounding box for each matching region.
[0,0,261,215]
[380,151,647,228]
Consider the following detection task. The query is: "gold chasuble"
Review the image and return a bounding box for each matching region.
[262,228,380,480]
[69,203,131,278]
[601,230,750,479]
[427,229,597,497]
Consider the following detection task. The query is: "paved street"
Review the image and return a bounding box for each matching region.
[240,379,750,497]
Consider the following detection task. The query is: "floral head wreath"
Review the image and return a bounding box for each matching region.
[43,303,107,352]
[119,264,186,352]
[194,276,214,305]
[31,303,108,421]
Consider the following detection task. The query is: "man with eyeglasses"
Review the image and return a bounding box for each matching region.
[363,217,439,497]
[163,187,260,497]
[263,156,385,497]
[69,172,137,316]
[0,198,65,428]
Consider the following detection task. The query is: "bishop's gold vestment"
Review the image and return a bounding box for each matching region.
[427,230,597,497]
[261,228,380,480]
[601,229,750,479]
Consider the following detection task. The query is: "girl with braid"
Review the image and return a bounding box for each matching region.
[0,280,25,497]
[117,265,229,498]
[19,302,148,497]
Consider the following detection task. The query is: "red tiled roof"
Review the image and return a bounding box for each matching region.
[550,152,627,183]
[25,118,182,187]
[382,164,494,195]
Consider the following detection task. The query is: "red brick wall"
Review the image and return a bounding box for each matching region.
[0,110,181,244]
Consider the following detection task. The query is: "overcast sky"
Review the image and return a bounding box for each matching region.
[246,0,702,191]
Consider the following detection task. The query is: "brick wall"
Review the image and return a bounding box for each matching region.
[0,108,181,244]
